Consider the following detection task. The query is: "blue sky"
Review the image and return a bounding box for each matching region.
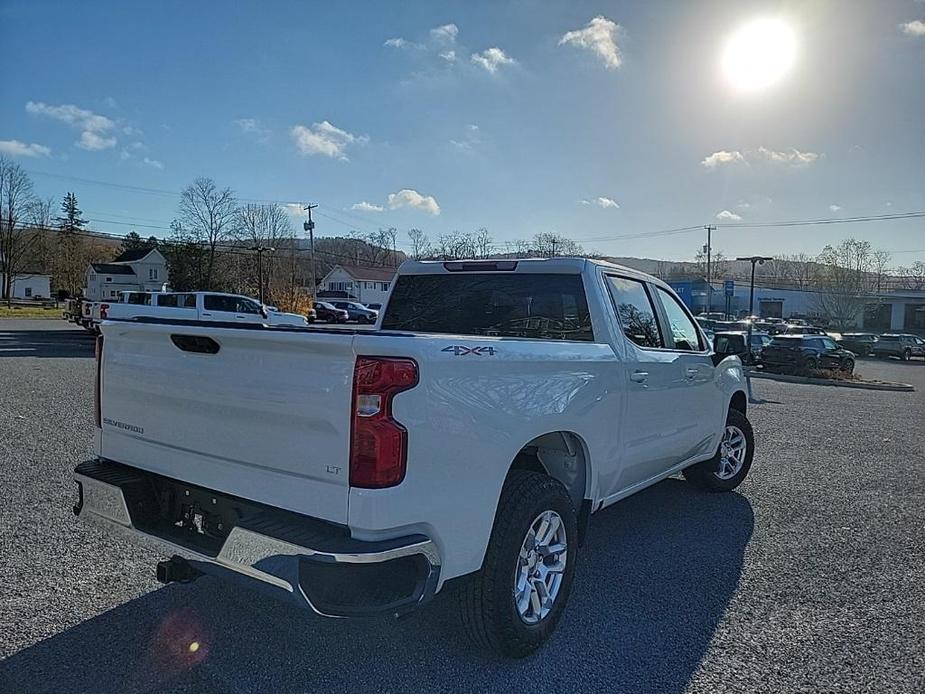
[1,0,923,263]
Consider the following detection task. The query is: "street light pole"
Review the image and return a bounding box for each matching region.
[735,255,774,367]
[249,245,276,305]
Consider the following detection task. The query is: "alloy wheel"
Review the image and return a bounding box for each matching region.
[514,510,568,625]
[715,425,748,480]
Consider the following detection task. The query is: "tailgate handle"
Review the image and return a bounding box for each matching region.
[170,334,220,354]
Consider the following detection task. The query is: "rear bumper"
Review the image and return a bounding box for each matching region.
[73,459,441,617]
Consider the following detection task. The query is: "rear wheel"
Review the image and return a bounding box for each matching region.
[683,408,754,492]
[804,357,818,371]
[458,471,577,658]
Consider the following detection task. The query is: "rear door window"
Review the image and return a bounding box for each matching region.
[382,273,594,341]
[603,276,662,348]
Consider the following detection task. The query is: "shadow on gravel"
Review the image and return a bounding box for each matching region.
[0,329,95,358]
[0,479,753,694]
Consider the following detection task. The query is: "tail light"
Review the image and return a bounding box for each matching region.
[94,335,103,428]
[99,303,110,320]
[349,357,418,488]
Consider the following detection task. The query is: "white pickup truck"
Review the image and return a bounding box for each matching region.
[74,258,754,656]
[83,291,309,330]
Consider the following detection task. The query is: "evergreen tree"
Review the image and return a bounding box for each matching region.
[57,192,87,232]
[55,192,88,296]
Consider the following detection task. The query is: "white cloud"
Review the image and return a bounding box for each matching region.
[290,121,368,160]
[387,189,441,215]
[384,37,411,48]
[559,16,622,70]
[702,147,819,168]
[450,123,481,150]
[78,131,117,151]
[580,196,620,209]
[736,201,751,210]
[756,146,818,166]
[129,141,145,150]
[439,50,457,62]
[716,209,742,221]
[430,23,458,43]
[282,203,306,218]
[829,204,842,212]
[351,201,385,212]
[900,20,925,36]
[142,157,163,169]
[0,139,51,157]
[471,47,516,74]
[233,118,270,140]
[26,100,118,150]
[701,150,746,168]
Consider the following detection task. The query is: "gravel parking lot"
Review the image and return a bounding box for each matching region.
[2,320,923,694]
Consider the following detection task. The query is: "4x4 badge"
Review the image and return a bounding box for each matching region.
[442,345,497,356]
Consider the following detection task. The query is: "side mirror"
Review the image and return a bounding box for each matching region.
[711,336,747,367]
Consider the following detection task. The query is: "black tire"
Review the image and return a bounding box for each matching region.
[683,408,754,492]
[902,349,912,362]
[458,471,578,658]
[842,358,855,373]
[804,357,818,371]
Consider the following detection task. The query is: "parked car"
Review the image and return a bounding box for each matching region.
[330,300,378,324]
[365,303,383,311]
[711,331,771,367]
[783,325,827,336]
[313,301,349,323]
[838,332,879,356]
[871,334,925,361]
[98,291,309,328]
[75,257,754,658]
[761,335,856,373]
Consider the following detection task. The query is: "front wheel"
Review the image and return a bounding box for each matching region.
[902,349,912,362]
[458,471,577,658]
[842,358,855,373]
[683,408,754,492]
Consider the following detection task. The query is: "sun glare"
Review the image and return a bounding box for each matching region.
[722,18,796,92]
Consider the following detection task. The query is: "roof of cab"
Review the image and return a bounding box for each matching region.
[397,256,657,282]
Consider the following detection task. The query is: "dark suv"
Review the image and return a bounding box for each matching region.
[838,332,879,356]
[761,335,856,373]
[871,334,925,361]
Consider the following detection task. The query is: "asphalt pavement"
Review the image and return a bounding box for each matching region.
[1,320,923,693]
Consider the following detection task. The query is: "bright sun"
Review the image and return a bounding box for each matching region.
[722,18,796,92]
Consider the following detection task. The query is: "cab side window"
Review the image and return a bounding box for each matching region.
[604,276,662,348]
[654,286,702,351]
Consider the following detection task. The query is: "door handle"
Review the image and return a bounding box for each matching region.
[630,371,649,383]
[685,368,699,378]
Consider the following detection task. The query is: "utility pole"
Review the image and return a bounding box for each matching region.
[303,204,318,298]
[703,225,715,314]
[249,245,276,305]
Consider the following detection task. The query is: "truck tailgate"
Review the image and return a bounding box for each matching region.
[98,321,356,524]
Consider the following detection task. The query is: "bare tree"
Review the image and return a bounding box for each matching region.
[872,249,892,293]
[473,227,494,258]
[26,197,56,277]
[896,261,925,291]
[178,177,237,289]
[0,157,37,305]
[234,203,293,301]
[407,228,431,260]
[814,238,881,330]
[532,233,583,258]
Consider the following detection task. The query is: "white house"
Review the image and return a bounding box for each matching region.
[0,273,52,300]
[84,248,168,301]
[318,264,397,306]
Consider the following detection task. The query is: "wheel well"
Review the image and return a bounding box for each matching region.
[730,390,747,416]
[509,432,588,511]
